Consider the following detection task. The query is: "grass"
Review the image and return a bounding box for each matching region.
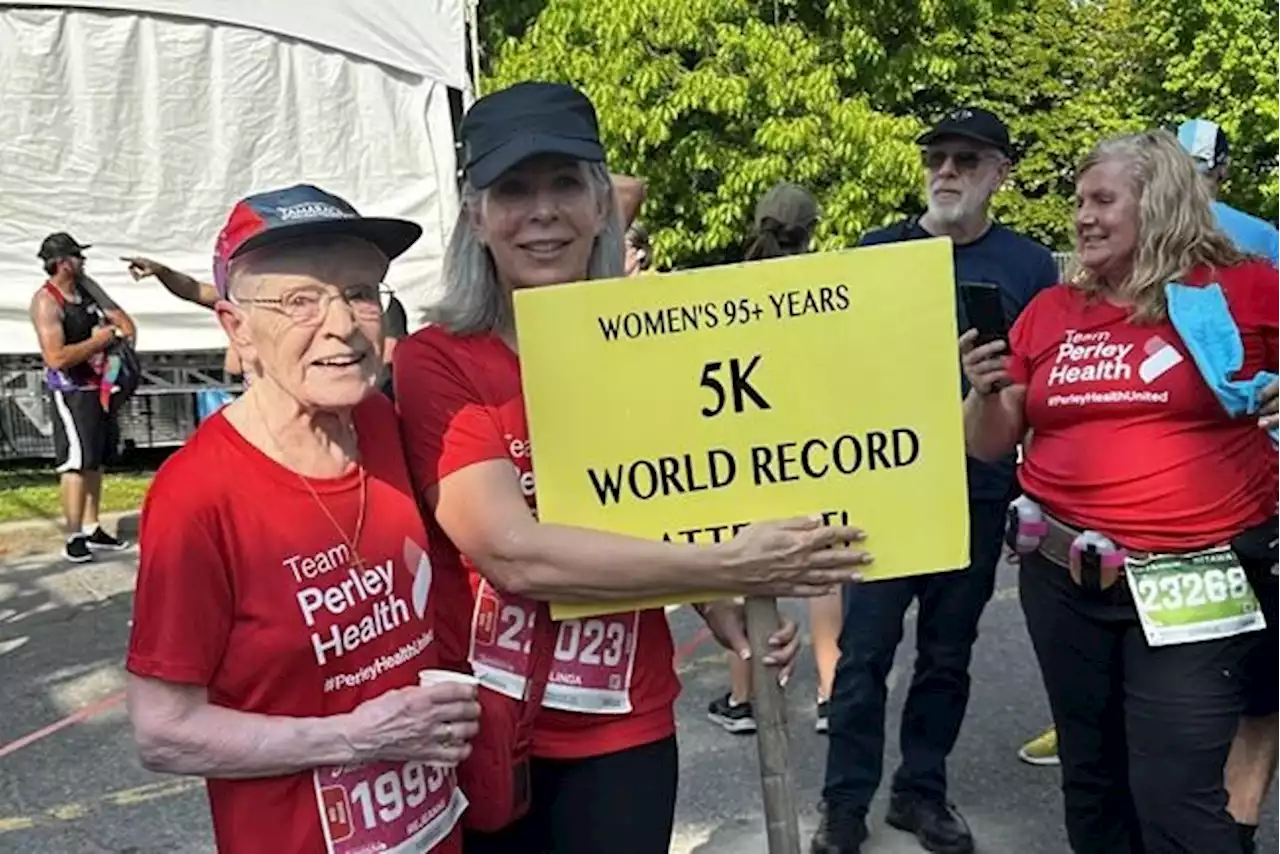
[0,467,155,524]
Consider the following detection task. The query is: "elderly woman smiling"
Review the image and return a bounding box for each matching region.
[961,131,1278,854]
[126,187,481,854]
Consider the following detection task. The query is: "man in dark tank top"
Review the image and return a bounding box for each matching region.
[28,232,136,563]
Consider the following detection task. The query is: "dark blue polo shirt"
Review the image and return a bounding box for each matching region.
[859,219,1058,501]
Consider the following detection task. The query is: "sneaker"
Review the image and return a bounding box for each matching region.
[85,526,130,551]
[886,793,974,854]
[706,692,757,734]
[815,699,830,734]
[810,800,867,854]
[1017,725,1060,766]
[63,535,92,563]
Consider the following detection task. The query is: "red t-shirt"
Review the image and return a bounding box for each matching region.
[394,325,680,760]
[1008,261,1278,551]
[127,394,465,854]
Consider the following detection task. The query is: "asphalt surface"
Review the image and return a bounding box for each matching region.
[0,549,1275,854]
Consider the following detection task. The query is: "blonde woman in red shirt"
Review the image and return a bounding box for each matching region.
[961,130,1277,854]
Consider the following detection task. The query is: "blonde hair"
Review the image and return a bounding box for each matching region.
[1069,130,1245,322]
[426,161,624,336]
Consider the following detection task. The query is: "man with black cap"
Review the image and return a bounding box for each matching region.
[29,232,136,562]
[1177,118,1279,267]
[812,107,1057,854]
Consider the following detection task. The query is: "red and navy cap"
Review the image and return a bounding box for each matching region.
[212,184,422,297]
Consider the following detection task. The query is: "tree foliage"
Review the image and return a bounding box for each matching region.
[483,0,1279,265]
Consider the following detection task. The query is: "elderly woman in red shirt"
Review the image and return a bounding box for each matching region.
[961,130,1277,854]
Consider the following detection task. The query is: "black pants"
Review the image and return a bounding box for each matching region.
[1020,550,1258,854]
[822,499,1007,811]
[463,735,678,854]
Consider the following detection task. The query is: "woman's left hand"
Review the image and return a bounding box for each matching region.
[1259,378,1278,430]
[699,600,800,687]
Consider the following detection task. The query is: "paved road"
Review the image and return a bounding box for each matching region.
[0,549,1274,853]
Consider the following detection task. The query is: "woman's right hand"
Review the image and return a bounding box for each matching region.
[713,515,872,596]
[345,682,481,765]
[959,328,1011,395]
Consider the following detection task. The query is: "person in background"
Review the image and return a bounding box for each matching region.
[962,129,1277,854]
[706,181,843,737]
[1176,118,1280,267]
[30,233,135,563]
[395,80,871,854]
[126,185,481,854]
[1177,115,1280,854]
[625,222,652,275]
[813,107,1058,854]
[379,291,409,399]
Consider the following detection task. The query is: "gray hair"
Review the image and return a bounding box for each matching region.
[425,161,625,336]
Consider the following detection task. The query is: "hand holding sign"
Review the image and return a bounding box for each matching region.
[712,515,872,597]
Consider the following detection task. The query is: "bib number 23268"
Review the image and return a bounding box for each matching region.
[1126,546,1266,647]
[470,581,638,714]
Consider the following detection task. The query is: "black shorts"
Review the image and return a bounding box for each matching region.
[464,735,679,854]
[50,389,117,473]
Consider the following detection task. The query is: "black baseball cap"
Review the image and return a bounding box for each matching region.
[461,82,606,189]
[916,107,1013,158]
[37,232,91,261]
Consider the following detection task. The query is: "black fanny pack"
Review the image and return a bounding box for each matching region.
[1231,515,1278,580]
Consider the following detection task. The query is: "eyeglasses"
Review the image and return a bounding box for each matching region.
[921,149,988,174]
[236,284,392,325]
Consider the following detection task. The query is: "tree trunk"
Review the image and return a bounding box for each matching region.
[746,595,802,854]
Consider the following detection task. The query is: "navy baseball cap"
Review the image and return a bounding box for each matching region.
[212,184,421,297]
[461,82,606,189]
[917,107,1013,158]
[1176,118,1230,173]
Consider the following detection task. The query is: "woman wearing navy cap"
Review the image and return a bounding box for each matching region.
[394,81,872,853]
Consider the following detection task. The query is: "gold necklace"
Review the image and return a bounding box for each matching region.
[252,395,369,570]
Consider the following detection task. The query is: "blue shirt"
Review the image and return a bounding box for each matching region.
[859,220,1058,501]
[1213,200,1279,267]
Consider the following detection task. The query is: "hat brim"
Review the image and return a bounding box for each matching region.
[467,134,606,189]
[915,128,1011,157]
[230,218,422,264]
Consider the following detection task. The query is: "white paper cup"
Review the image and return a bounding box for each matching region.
[418,669,480,688]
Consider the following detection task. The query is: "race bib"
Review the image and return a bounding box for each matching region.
[469,580,638,714]
[1126,546,1266,647]
[315,760,467,854]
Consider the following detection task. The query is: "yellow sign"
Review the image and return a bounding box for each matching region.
[513,239,971,620]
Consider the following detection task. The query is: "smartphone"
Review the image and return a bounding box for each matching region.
[959,281,1009,347]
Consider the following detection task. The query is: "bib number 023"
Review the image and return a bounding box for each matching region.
[494,603,626,667]
[1125,546,1266,647]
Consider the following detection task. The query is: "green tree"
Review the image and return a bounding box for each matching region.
[488,0,929,267]
[1132,0,1279,219]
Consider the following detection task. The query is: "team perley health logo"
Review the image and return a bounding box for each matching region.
[1138,335,1183,383]
[1048,329,1182,387]
[285,537,433,666]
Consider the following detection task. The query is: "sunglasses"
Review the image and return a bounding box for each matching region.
[921,149,988,174]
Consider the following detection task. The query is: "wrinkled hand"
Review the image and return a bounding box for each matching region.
[121,256,167,281]
[700,600,801,686]
[346,682,480,766]
[718,515,871,597]
[960,328,1010,396]
[1259,378,1278,431]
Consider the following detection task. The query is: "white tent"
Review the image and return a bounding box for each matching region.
[0,0,469,354]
